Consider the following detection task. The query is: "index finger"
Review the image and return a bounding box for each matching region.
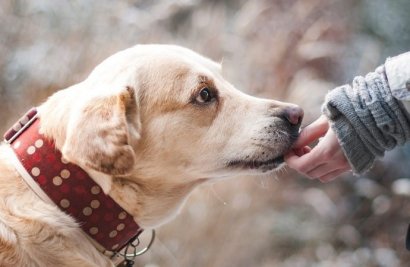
[293,115,329,148]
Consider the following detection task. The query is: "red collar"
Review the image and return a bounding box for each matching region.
[3,108,143,253]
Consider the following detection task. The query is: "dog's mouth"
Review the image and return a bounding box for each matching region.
[226,127,300,173]
[227,155,285,172]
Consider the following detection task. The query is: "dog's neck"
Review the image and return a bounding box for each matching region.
[83,165,206,228]
[108,175,206,228]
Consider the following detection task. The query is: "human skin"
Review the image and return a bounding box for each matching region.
[285,115,351,182]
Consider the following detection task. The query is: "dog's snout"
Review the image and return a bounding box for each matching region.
[283,105,304,126]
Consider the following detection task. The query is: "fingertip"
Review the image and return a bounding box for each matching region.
[293,146,311,157]
[284,150,300,167]
[294,148,304,157]
[302,146,311,154]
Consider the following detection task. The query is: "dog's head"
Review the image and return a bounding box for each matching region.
[46,45,302,180]
[39,45,302,226]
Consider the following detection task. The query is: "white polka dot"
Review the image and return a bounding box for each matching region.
[111,244,119,250]
[61,157,69,164]
[83,207,92,216]
[34,139,44,148]
[13,141,21,149]
[12,123,21,132]
[89,227,98,235]
[116,223,125,231]
[109,230,118,238]
[60,199,70,208]
[53,176,62,186]
[31,167,40,177]
[118,212,127,220]
[91,186,101,195]
[90,200,100,209]
[20,116,29,125]
[27,146,36,155]
[60,169,70,179]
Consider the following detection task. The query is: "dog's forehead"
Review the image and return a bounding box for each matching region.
[143,45,221,73]
[87,45,222,86]
[137,45,224,92]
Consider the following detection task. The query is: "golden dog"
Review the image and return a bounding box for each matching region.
[0,45,303,266]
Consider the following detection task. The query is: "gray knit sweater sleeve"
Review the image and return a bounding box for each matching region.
[322,65,410,174]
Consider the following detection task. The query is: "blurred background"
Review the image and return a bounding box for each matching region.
[1,0,410,266]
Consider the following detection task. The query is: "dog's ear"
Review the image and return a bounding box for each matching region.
[62,86,141,176]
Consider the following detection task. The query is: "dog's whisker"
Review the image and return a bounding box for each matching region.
[210,183,228,206]
[259,176,268,188]
[272,174,280,181]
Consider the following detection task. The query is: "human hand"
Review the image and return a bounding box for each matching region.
[284,115,351,182]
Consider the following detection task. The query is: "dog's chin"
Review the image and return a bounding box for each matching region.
[226,155,285,173]
[225,132,299,174]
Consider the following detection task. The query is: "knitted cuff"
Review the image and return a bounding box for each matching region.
[323,87,376,174]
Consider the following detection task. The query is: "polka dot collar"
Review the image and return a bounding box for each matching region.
[3,108,143,253]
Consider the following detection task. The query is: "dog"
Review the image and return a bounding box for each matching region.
[0,44,303,267]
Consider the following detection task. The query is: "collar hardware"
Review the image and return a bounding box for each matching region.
[3,108,38,144]
[118,229,156,266]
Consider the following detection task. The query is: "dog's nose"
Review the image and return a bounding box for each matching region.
[283,105,304,126]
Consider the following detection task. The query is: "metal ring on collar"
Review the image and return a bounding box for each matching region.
[120,229,156,259]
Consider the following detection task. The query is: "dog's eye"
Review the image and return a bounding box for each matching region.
[196,88,213,103]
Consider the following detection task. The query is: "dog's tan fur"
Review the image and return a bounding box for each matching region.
[0,45,300,266]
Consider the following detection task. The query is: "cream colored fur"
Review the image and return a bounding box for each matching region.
[0,45,300,266]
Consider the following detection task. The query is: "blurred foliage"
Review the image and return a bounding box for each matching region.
[1,0,410,266]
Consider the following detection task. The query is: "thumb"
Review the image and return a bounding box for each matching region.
[293,115,329,148]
